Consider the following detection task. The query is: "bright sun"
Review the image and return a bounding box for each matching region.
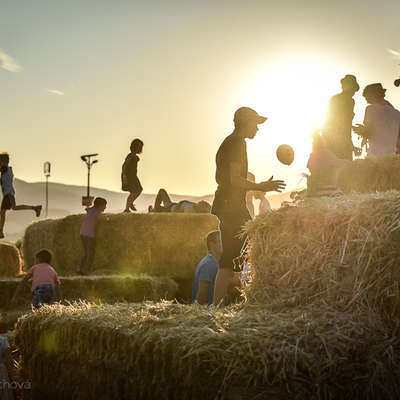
[236,54,346,188]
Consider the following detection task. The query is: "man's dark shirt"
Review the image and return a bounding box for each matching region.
[213,133,248,212]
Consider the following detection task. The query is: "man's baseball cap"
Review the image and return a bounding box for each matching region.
[233,107,267,125]
[362,83,386,98]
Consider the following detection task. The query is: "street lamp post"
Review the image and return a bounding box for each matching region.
[80,153,99,207]
[43,161,51,218]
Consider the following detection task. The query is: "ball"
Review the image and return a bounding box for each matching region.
[276,144,295,166]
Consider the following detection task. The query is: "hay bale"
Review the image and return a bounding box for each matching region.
[23,213,218,280]
[0,275,178,308]
[245,192,400,318]
[15,302,400,400]
[0,242,22,277]
[338,155,400,193]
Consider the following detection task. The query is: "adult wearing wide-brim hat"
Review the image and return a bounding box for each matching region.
[322,74,360,160]
[353,83,400,157]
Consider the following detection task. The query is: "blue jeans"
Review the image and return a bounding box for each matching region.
[33,284,55,309]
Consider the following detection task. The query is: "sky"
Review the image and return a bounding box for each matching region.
[1,0,400,196]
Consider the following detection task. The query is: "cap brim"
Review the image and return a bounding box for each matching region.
[256,116,268,124]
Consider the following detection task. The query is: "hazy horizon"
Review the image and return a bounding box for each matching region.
[1,0,400,196]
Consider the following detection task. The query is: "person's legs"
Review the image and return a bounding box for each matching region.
[0,209,6,238]
[11,196,41,217]
[85,238,96,273]
[78,236,89,274]
[124,178,143,212]
[153,188,173,212]
[213,211,249,306]
[125,192,136,212]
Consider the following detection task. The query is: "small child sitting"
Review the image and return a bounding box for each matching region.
[77,197,107,275]
[11,249,62,309]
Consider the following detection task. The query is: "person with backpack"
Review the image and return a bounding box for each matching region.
[121,139,143,213]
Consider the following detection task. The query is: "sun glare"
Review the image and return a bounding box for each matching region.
[237,54,345,165]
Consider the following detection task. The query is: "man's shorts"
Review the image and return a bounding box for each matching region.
[1,195,15,211]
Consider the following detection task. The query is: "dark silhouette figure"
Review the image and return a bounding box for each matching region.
[212,107,286,306]
[149,188,211,213]
[122,139,143,212]
[323,75,360,160]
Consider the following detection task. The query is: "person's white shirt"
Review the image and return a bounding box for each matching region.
[364,104,400,157]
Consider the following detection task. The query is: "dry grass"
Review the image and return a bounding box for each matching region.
[14,301,400,400]
[244,191,400,319]
[0,242,22,277]
[337,155,400,193]
[0,274,178,308]
[23,213,218,279]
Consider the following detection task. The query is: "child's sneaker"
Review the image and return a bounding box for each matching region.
[130,204,137,211]
[148,205,153,212]
[0,231,4,239]
[34,205,42,217]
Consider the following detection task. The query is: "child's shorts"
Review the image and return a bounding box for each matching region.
[32,284,55,309]
[1,195,15,210]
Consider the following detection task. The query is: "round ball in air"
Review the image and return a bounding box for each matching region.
[276,144,295,166]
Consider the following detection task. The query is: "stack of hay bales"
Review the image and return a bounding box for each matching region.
[23,213,218,281]
[15,302,400,400]
[244,192,400,318]
[0,242,21,277]
[337,155,400,193]
[15,192,400,398]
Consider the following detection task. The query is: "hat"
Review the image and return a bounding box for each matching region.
[341,75,360,91]
[233,107,267,125]
[363,83,386,98]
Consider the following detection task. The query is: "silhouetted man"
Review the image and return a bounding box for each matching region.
[212,107,286,306]
[323,75,360,160]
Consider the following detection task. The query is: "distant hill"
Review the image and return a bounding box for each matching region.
[1,178,297,242]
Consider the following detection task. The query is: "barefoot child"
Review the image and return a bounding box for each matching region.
[0,153,42,239]
[77,197,107,275]
[11,249,62,309]
[121,139,143,212]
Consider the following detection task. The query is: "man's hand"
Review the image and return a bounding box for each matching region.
[353,124,368,138]
[258,176,286,193]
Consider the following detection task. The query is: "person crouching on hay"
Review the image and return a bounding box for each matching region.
[306,132,350,197]
[0,152,42,239]
[11,250,62,309]
[122,139,144,213]
[77,197,107,275]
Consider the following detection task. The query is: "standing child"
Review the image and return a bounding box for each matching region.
[121,139,143,212]
[77,197,107,275]
[11,249,62,309]
[0,153,42,239]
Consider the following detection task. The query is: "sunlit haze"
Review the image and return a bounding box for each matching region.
[1,0,399,195]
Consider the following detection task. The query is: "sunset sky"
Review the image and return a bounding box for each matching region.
[1,0,400,196]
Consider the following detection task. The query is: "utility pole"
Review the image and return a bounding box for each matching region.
[43,161,51,218]
[80,153,98,207]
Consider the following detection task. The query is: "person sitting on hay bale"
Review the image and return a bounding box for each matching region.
[11,250,62,309]
[246,172,272,217]
[77,197,107,275]
[148,188,211,213]
[192,231,222,306]
[307,133,350,197]
[0,152,42,239]
[353,83,400,157]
